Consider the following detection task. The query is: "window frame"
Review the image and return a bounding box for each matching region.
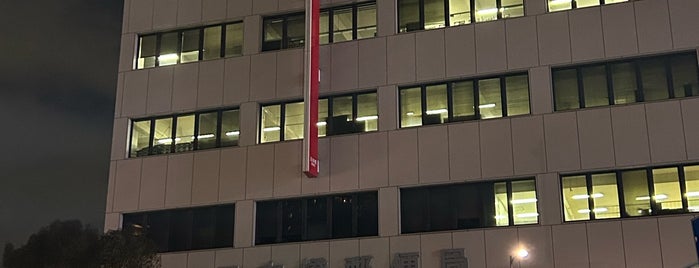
[397,0,524,32]
[399,177,539,234]
[128,107,240,158]
[560,163,699,222]
[135,21,243,69]
[552,51,699,111]
[398,72,530,128]
[254,191,378,245]
[258,91,378,143]
[261,2,377,52]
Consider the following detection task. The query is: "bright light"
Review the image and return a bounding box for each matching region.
[516,248,529,259]
[511,198,537,204]
[263,126,281,132]
[225,131,240,136]
[549,0,572,5]
[406,112,415,116]
[578,207,608,214]
[478,103,496,109]
[425,109,448,115]
[687,192,699,197]
[572,193,604,199]
[156,138,181,144]
[316,122,327,126]
[197,134,215,139]
[476,8,498,15]
[356,115,378,121]
[158,53,178,61]
[516,213,539,218]
[494,215,507,219]
[689,206,699,212]
[635,194,668,201]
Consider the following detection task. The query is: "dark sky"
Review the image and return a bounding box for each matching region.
[0,0,123,257]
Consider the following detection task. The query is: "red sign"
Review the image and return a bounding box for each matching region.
[303,0,320,178]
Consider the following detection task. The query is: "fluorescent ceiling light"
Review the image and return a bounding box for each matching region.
[572,193,604,200]
[197,134,215,139]
[635,194,668,201]
[511,198,537,204]
[225,131,240,136]
[406,112,415,116]
[478,103,496,109]
[356,115,378,121]
[316,122,327,126]
[689,206,699,212]
[476,8,498,15]
[494,215,507,219]
[156,138,181,144]
[263,126,281,132]
[687,192,699,197]
[158,53,178,61]
[577,207,608,214]
[549,0,572,4]
[425,109,448,115]
[516,213,539,218]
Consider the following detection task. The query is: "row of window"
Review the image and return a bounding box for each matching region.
[401,178,538,233]
[398,0,524,32]
[548,0,627,12]
[262,2,377,51]
[255,192,378,245]
[399,73,530,127]
[562,164,699,221]
[553,52,699,111]
[122,205,235,252]
[130,108,240,157]
[136,22,243,69]
[260,92,378,143]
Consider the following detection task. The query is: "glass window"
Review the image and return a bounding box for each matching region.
[401,188,429,233]
[191,207,215,250]
[591,173,620,219]
[505,75,530,116]
[137,35,157,69]
[287,15,305,49]
[318,98,329,137]
[357,4,377,39]
[221,110,240,147]
[399,0,421,32]
[281,200,303,242]
[611,62,638,104]
[511,180,538,225]
[581,65,609,107]
[424,0,446,29]
[621,169,650,217]
[159,32,179,66]
[330,96,354,135]
[320,12,330,45]
[306,197,329,240]
[449,0,471,26]
[332,195,354,238]
[168,210,193,252]
[356,93,378,132]
[203,26,222,60]
[562,175,590,221]
[333,7,354,42]
[175,115,195,153]
[452,81,475,121]
[152,118,173,155]
[553,69,580,110]
[262,18,284,51]
[255,201,279,244]
[577,0,601,8]
[357,192,379,236]
[478,78,502,119]
[425,84,448,124]
[131,120,151,157]
[501,0,524,18]
[197,112,218,150]
[225,23,243,57]
[474,0,498,22]
[548,0,572,12]
[180,29,200,63]
[671,54,699,98]
[493,182,509,227]
[639,58,669,101]
[685,165,699,212]
[284,102,305,140]
[401,87,423,127]
[214,206,235,248]
[652,167,682,213]
[261,105,282,143]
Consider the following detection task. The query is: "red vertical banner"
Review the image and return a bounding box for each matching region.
[303,0,320,177]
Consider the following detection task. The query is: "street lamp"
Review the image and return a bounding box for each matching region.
[509,248,529,268]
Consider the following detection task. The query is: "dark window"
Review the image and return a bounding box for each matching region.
[129,108,239,158]
[135,22,243,69]
[255,191,378,245]
[552,52,699,111]
[398,0,523,32]
[121,204,235,253]
[260,92,378,143]
[400,178,537,234]
[399,73,530,128]
[263,3,377,50]
[562,163,699,222]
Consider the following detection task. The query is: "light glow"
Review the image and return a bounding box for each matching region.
[516,248,529,259]
[356,115,378,121]
[316,122,327,126]
[516,213,539,218]
[158,53,179,61]
[406,112,415,116]
[263,126,281,132]
[686,192,699,197]
[572,193,604,200]
[156,138,181,144]
[635,194,668,201]
[476,8,498,15]
[225,131,240,136]
[478,103,496,109]
[578,207,608,214]
[549,0,572,5]
[511,198,537,204]
[425,109,448,115]
[197,134,215,139]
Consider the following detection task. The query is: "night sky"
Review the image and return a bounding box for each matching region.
[0,0,123,257]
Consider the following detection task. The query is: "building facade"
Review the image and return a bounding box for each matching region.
[106,0,699,267]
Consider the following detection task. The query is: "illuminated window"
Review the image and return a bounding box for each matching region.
[552,52,699,111]
[128,108,240,158]
[399,73,530,128]
[399,0,523,32]
[548,0,627,12]
[401,178,537,234]
[135,22,243,69]
[260,92,378,143]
